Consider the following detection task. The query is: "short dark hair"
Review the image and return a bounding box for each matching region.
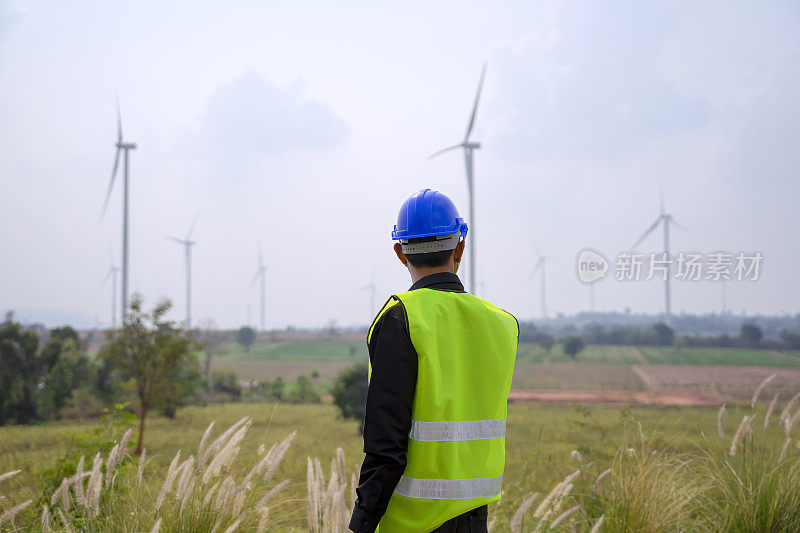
[404,236,456,268]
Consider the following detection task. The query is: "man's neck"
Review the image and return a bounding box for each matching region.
[409,266,455,285]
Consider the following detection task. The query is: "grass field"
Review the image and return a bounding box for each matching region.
[2,397,797,531]
[216,340,368,362]
[225,340,800,368]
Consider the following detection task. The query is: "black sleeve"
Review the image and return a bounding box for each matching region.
[349,302,417,533]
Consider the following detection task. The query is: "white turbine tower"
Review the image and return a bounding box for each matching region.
[251,243,267,331]
[100,101,136,324]
[531,242,552,321]
[631,194,687,319]
[429,62,487,294]
[100,248,121,328]
[167,214,198,327]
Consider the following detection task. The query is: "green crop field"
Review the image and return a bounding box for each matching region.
[1,398,797,531]
[217,340,368,362]
[638,346,800,367]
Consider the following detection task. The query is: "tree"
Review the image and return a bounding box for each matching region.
[652,322,675,346]
[236,326,256,353]
[539,334,555,355]
[331,364,368,433]
[198,319,227,401]
[780,330,800,350]
[99,295,195,453]
[0,320,45,424]
[740,324,763,348]
[290,375,320,404]
[269,377,286,401]
[563,335,586,360]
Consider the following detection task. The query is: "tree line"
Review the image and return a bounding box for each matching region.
[0,295,323,453]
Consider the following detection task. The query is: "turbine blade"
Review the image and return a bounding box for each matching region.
[531,238,542,258]
[100,148,121,220]
[671,218,689,232]
[186,211,199,240]
[250,270,261,288]
[99,268,114,291]
[632,217,661,249]
[530,258,544,278]
[116,96,123,143]
[428,143,463,160]
[464,61,487,141]
[166,235,184,244]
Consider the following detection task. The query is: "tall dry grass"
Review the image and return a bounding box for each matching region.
[0,418,295,532]
[507,376,800,531]
[306,447,359,533]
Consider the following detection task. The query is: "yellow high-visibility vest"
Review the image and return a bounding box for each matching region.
[368,287,518,532]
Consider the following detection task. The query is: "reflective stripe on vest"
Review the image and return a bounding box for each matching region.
[409,418,506,442]
[394,475,503,500]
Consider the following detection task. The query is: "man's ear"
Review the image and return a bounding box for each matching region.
[394,243,409,266]
[453,239,465,264]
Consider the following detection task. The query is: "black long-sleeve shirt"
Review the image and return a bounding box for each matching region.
[349,272,466,533]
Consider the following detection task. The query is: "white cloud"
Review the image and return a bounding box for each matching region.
[197,68,348,156]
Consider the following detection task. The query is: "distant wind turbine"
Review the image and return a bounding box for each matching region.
[100,100,137,323]
[100,248,121,328]
[631,193,687,318]
[531,242,552,321]
[167,214,199,327]
[251,243,267,331]
[429,62,487,294]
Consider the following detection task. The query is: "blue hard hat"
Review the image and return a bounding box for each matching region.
[392,189,468,241]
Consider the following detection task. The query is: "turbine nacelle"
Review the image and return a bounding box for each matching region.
[116,142,137,150]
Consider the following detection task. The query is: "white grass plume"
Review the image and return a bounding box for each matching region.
[730,414,754,456]
[0,470,21,486]
[590,515,605,533]
[203,419,251,484]
[105,443,119,489]
[764,394,779,432]
[786,407,800,437]
[73,455,85,507]
[780,392,800,426]
[533,469,580,521]
[156,450,182,509]
[257,478,290,509]
[752,373,776,408]
[550,504,581,529]
[197,421,215,466]
[779,436,792,462]
[593,468,612,495]
[510,492,539,531]
[41,505,51,533]
[137,448,147,487]
[718,404,726,438]
[0,499,32,527]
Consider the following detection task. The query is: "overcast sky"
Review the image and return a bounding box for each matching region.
[1,0,798,329]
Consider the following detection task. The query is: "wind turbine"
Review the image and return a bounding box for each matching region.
[100,248,121,328]
[429,62,487,294]
[631,193,687,319]
[100,100,137,322]
[359,273,377,321]
[251,243,267,331]
[531,242,552,321]
[167,214,198,327]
